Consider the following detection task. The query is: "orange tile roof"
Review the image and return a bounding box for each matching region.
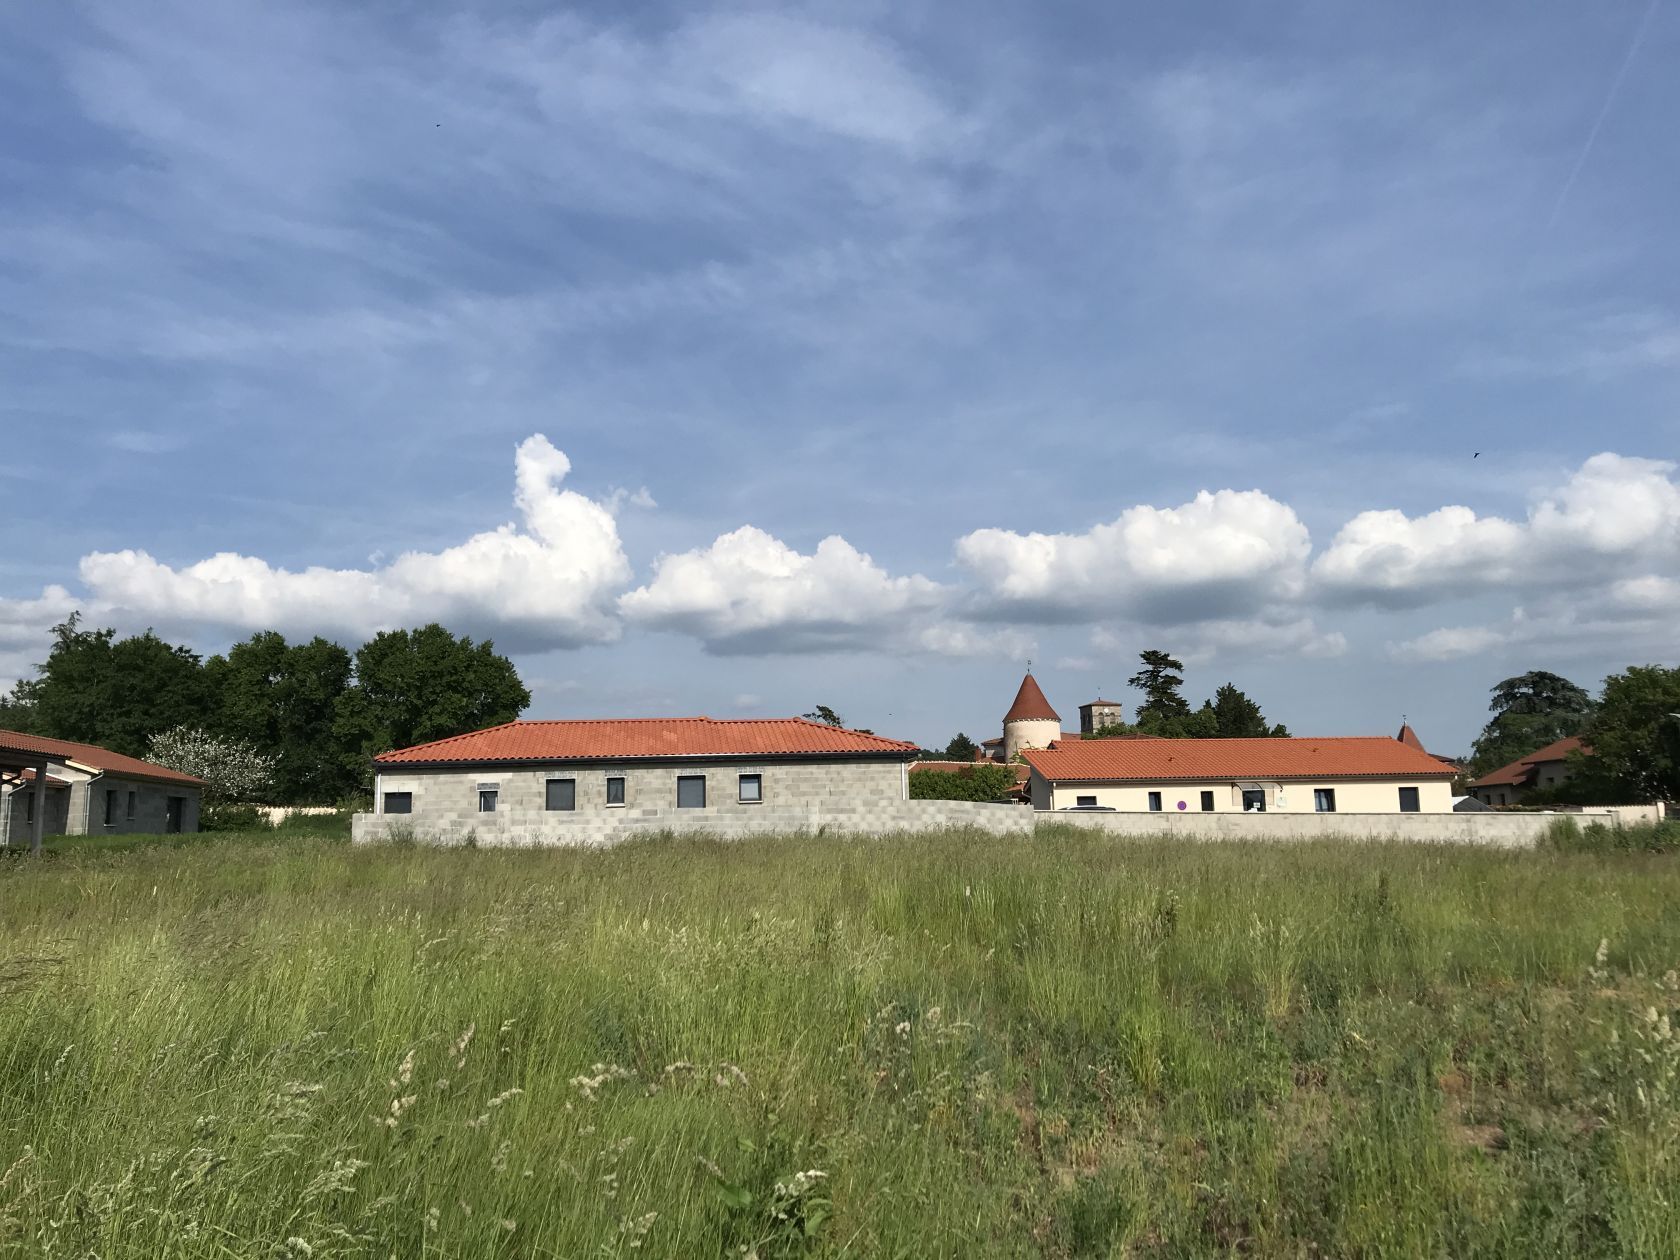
[1003,674,1060,723]
[0,728,205,787]
[1022,736,1458,783]
[1470,736,1588,788]
[375,718,919,766]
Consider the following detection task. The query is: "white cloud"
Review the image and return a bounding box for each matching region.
[1315,453,1680,606]
[955,488,1312,625]
[77,435,631,651]
[621,525,984,656]
[1388,625,1509,662]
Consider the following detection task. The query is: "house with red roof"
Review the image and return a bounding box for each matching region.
[1469,736,1588,807]
[1021,735,1457,813]
[0,729,204,851]
[368,716,920,832]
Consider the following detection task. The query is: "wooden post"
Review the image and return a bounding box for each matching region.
[29,760,47,857]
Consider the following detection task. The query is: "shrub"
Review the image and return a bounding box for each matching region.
[199,802,269,832]
[908,763,1018,802]
[1543,815,1679,854]
[146,726,276,805]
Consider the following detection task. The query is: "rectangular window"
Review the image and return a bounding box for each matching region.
[1314,788,1337,813]
[605,776,626,806]
[1241,789,1267,813]
[1200,790,1215,812]
[23,791,32,824]
[545,778,576,811]
[1398,786,1420,813]
[1076,794,1097,807]
[383,791,413,814]
[105,788,118,826]
[126,790,137,820]
[478,789,498,813]
[676,775,706,808]
[1147,791,1163,812]
[738,773,762,803]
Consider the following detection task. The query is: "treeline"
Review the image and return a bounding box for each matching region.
[1467,667,1680,801]
[1090,650,1289,739]
[0,616,529,804]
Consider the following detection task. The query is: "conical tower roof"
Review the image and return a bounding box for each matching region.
[1004,673,1060,723]
[1396,722,1425,752]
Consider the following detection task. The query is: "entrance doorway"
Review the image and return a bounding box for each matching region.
[165,797,184,834]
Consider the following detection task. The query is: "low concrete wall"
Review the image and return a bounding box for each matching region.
[352,799,1034,847]
[351,801,1628,849]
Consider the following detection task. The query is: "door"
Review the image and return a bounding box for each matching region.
[165,796,184,834]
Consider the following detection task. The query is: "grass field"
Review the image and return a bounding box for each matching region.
[2,827,1679,1258]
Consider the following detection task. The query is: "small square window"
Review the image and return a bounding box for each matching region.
[126,790,137,820]
[676,775,706,808]
[478,789,498,813]
[1076,794,1097,807]
[1314,788,1337,813]
[738,773,762,803]
[1200,790,1215,812]
[1147,791,1163,812]
[1398,786,1420,813]
[606,776,626,806]
[546,778,576,811]
[383,791,413,814]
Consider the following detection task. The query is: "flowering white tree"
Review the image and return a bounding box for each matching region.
[146,726,276,805]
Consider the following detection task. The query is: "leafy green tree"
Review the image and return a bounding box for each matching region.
[1582,665,1680,802]
[26,614,210,757]
[944,732,979,760]
[1127,650,1190,721]
[802,705,845,727]
[908,763,1017,802]
[1469,670,1595,778]
[205,632,357,804]
[335,625,530,771]
[1208,683,1289,738]
[0,676,41,733]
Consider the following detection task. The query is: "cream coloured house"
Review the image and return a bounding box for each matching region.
[1022,736,1456,814]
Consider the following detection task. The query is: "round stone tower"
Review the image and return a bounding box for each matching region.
[1002,672,1062,762]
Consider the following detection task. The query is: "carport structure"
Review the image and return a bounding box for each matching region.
[0,731,54,855]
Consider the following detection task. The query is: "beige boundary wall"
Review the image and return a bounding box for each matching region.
[351,800,1627,849]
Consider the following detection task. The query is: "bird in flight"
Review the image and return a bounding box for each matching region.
[1473,452,1480,458]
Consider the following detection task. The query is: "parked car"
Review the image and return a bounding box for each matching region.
[1059,804,1116,812]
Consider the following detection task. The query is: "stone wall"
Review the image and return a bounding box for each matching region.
[351,799,1624,849]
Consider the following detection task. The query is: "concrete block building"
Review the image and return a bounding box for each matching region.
[356,716,921,844]
[1023,736,1457,813]
[0,729,204,852]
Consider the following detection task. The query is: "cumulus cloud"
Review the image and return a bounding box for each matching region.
[1315,453,1680,606]
[955,488,1312,625]
[77,435,631,651]
[620,525,990,656]
[1387,625,1509,662]
[0,585,78,693]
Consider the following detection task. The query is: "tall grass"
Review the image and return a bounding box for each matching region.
[2,828,1678,1257]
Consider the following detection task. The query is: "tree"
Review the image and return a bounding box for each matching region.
[944,732,979,760]
[206,632,357,804]
[1208,683,1289,738]
[26,614,211,757]
[908,763,1017,802]
[1582,665,1680,802]
[147,725,276,805]
[1469,670,1595,778]
[335,625,529,772]
[0,676,41,732]
[1127,650,1190,721]
[802,705,845,727]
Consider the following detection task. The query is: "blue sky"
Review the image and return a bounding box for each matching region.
[2,0,1677,755]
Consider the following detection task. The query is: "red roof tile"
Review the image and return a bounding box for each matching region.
[1470,736,1588,788]
[375,718,919,766]
[1003,674,1060,723]
[1022,736,1458,783]
[0,728,205,787]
